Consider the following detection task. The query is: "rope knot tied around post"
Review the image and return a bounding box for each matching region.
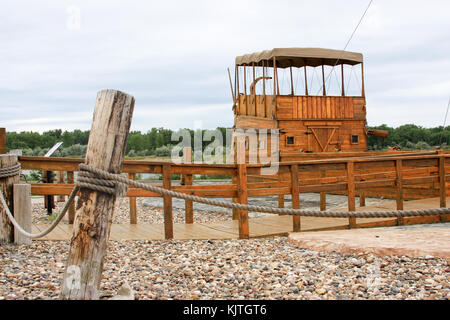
[0,163,21,179]
[77,163,128,197]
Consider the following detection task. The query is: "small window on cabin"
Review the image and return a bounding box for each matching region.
[287,136,294,145]
[351,135,359,144]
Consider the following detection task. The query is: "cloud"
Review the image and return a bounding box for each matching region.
[0,0,449,133]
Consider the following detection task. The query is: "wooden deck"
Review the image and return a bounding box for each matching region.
[32,197,449,241]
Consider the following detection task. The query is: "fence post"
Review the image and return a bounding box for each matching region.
[291,164,300,232]
[162,164,173,239]
[67,171,75,224]
[60,89,134,300]
[237,139,249,239]
[128,173,137,224]
[0,154,19,243]
[320,170,326,211]
[13,184,32,245]
[184,147,193,224]
[439,154,447,222]
[347,161,356,228]
[278,195,284,209]
[57,171,65,202]
[0,128,5,154]
[395,159,404,225]
[359,190,366,207]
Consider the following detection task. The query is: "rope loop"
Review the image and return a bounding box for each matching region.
[0,163,21,179]
[77,164,128,197]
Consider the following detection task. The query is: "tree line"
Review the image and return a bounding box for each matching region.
[5,124,450,157]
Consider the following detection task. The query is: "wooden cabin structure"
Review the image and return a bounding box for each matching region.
[231,48,381,159]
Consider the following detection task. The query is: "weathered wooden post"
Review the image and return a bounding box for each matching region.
[60,89,134,300]
[395,159,404,225]
[67,171,75,224]
[162,164,173,239]
[232,174,239,220]
[13,184,32,245]
[359,190,366,207]
[438,153,447,222]
[0,128,6,154]
[291,164,300,232]
[183,147,194,224]
[347,161,356,228]
[0,155,19,243]
[128,173,137,224]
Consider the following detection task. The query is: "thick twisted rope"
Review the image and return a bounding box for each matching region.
[1,162,450,239]
[78,163,450,219]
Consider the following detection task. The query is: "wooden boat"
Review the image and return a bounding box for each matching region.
[230,48,389,160]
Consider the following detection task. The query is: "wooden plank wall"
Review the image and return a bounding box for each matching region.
[276,96,362,120]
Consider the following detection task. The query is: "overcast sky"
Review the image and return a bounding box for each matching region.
[0,0,449,133]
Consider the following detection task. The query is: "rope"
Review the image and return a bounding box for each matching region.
[0,164,21,178]
[77,164,450,219]
[1,162,450,239]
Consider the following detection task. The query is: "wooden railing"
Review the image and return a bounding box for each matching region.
[18,151,450,239]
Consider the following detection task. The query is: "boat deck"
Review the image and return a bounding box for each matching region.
[32,197,449,241]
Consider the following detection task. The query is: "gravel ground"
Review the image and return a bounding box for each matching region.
[11,192,448,300]
[0,238,448,300]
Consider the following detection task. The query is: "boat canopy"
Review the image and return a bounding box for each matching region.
[235,48,363,68]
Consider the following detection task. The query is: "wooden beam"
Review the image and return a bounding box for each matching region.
[347,161,356,228]
[184,147,193,224]
[60,89,134,300]
[359,190,366,207]
[13,183,31,245]
[341,64,345,97]
[0,128,6,154]
[243,65,248,115]
[321,64,326,96]
[291,164,300,232]
[0,155,19,243]
[67,171,75,224]
[262,60,266,117]
[395,159,404,225]
[128,172,137,224]
[237,139,249,239]
[320,170,326,211]
[290,66,294,95]
[361,62,365,97]
[304,66,308,96]
[57,171,65,202]
[162,164,173,239]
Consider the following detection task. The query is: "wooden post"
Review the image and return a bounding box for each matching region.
[13,184,32,245]
[304,66,308,96]
[395,159,404,225]
[439,155,447,222]
[232,174,239,220]
[67,171,75,224]
[347,161,356,228]
[361,62,365,97]
[262,60,266,117]
[162,164,173,239]
[184,147,193,224]
[57,171,65,202]
[237,140,249,239]
[0,128,6,154]
[278,194,284,208]
[359,190,366,207]
[128,173,137,224]
[0,155,19,243]
[321,64,326,96]
[290,66,294,96]
[341,64,345,97]
[60,89,134,300]
[320,170,326,211]
[291,164,300,232]
[243,65,248,115]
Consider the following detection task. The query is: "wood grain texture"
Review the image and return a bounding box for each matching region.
[0,155,19,243]
[60,89,134,300]
[13,184,32,245]
[0,128,5,155]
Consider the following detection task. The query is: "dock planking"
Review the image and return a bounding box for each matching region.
[31,196,448,241]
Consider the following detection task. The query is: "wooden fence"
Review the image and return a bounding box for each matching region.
[18,151,450,239]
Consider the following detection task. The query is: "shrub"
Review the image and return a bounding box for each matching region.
[155,145,172,157]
